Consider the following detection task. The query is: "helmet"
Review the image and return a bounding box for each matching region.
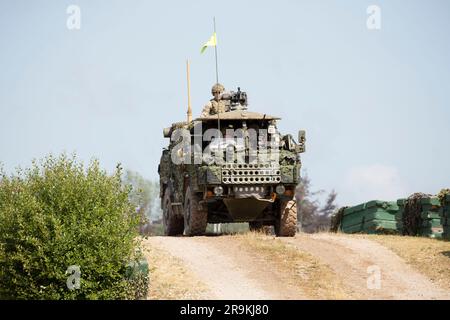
[211,83,225,95]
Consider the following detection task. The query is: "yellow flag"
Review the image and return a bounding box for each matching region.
[201,32,217,54]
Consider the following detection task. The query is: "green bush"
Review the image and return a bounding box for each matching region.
[0,154,143,299]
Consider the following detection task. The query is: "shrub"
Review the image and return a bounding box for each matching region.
[0,154,143,299]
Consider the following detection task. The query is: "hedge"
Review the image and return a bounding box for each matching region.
[0,154,144,299]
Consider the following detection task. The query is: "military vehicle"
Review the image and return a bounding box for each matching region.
[158,86,306,237]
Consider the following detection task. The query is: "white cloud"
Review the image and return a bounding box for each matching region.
[339,164,407,206]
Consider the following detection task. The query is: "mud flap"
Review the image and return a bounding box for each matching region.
[171,202,183,217]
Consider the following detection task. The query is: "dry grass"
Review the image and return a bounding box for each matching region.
[142,238,209,300]
[354,234,450,290]
[232,232,350,299]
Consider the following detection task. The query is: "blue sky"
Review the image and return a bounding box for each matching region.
[1,0,449,206]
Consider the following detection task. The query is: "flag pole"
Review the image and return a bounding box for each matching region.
[213,17,221,142]
[213,17,219,84]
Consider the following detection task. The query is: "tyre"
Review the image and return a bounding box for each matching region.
[274,200,297,237]
[162,189,184,236]
[184,186,208,236]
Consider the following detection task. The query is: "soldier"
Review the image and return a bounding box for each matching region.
[200,83,229,117]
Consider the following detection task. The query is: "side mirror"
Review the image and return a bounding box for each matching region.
[296,130,306,153]
[163,127,171,138]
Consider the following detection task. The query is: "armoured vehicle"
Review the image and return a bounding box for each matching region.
[158,87,306,237]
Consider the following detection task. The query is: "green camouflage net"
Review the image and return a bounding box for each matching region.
[125,258,149,300]
[330,206,347,233]
[438,188,450,207]
[402,193,431,236]
[125,273,149,300]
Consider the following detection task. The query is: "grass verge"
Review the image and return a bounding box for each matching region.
[142,238,208,300]
[355,234,450,291]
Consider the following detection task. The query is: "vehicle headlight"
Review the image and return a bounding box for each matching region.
[275,185,285,195]
[214,186,224,196]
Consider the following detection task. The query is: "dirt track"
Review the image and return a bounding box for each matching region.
[143,233,450,300]
[145,236,305,299]
[283,234,450,299]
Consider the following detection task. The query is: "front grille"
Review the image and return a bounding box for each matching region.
[221,163,281,184]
